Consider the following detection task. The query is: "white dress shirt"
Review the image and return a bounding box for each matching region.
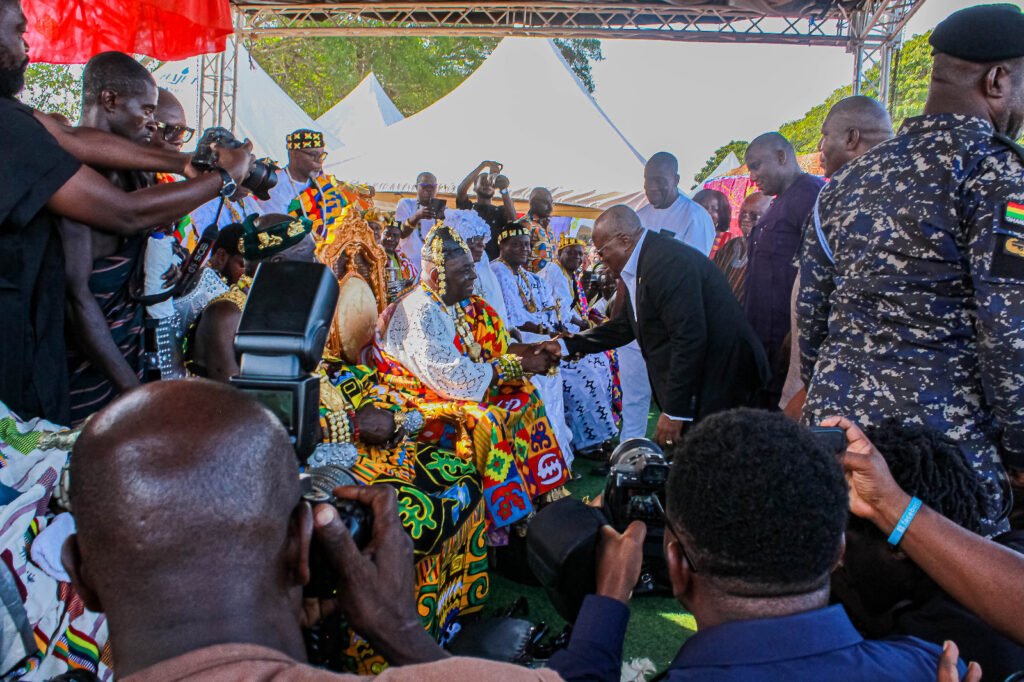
[637,191,715,256]
[620,230,688,422]
[395,197,437,271]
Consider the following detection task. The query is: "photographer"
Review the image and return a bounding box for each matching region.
[635,409,955,680]
[395,171,442,271]
[64,379,641,680]
[456,160,517,259]
[0,0,253,424]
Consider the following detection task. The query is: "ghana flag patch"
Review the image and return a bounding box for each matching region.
[1006,201,1024,226]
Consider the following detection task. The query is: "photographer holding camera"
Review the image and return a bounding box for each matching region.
[0,0,254,425]
[63,379,644,680]
[456,160,517,259]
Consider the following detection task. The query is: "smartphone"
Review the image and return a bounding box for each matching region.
[809,426,847,454]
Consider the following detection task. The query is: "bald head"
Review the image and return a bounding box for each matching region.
[530,186,553,219]
[592,205,644,275]
[744,132,801,197]
[818,96,894,176]
[747,132,795,156]
[644,152,681,209]
[67,380,302,616]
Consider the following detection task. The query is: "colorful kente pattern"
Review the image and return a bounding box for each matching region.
[319,366,489,673]
[375,294,569,529]
[290,175,374,240]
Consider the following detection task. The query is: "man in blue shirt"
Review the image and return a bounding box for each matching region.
[547,409,960,681]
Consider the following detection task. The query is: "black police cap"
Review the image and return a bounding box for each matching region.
[930,4,1024,63]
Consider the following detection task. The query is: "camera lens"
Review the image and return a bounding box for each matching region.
[244,158,279,201]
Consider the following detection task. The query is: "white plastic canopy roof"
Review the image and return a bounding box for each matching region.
[328,38,647,210]
[316,72,404,148]
[152,44,345,164]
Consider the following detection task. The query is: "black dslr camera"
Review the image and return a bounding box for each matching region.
[527,438,672,622]
[602,438,671,531]
[302,464,374,598]
[191,126,279,200]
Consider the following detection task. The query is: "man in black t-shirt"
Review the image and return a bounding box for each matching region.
[455,159,517,259]
[0,0,254,422]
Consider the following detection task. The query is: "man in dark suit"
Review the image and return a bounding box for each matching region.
[542,205,769,447]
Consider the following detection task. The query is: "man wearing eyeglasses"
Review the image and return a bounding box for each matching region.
[395,171,445,271]
[253,128,329,216]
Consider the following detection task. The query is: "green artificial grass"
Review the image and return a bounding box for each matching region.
[480,408,694,674]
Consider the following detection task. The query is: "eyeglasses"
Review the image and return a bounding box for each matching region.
[417,183,437,190]
[594,237,619,260]
[297,149,328,162]
[155,121,195,143]
[653,495,699,573]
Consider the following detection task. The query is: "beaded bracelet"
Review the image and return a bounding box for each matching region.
[887,496,922,547]
[492,354,524,382]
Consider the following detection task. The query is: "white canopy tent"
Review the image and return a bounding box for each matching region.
[152,44,345,163]
[328,38,647,210]
[316,72,404,148]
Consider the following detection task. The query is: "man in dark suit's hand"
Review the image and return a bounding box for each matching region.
[654,414,686,448]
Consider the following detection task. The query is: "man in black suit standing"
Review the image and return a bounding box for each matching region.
[542,205,769,447]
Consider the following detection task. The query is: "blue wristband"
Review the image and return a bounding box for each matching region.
[887,497,922,546]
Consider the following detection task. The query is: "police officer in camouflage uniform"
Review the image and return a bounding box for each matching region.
[798,3,1024,535]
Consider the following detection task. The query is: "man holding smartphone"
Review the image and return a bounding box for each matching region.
[396,171,444,271]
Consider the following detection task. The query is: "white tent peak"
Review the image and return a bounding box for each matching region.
[317,71,404,147]
[152,44,344,164]
[330,38,647,209]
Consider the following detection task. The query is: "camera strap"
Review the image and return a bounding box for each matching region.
[173,198,224,297]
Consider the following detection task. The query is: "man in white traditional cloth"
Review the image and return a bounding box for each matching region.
[379,224,571,530]
[491,222,575,464]
[444,208,508,321]
[538,232,618,455]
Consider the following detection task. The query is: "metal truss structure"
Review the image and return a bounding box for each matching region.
[200,0,926,131]
[842,0,925,101]
[199,39,239,131]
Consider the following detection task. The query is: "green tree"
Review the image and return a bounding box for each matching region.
[20,63,81,121]
[887,32,932,129]
[251,36,603,119]
[698,30,934,166]
[693,140,748,187]
[555,38,604,93]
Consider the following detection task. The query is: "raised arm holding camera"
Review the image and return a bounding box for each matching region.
[0,0,253,424]
[456,159,517,259]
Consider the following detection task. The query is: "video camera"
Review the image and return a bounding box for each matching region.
[191,126,279,201]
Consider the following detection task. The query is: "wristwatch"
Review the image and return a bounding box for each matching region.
[216,167,238,199]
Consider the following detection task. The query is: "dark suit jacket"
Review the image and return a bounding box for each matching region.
[565,231,769,420]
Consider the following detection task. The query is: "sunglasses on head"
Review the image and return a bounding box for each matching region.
[155,121,195,143]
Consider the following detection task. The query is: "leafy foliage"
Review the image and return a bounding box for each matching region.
[693,140,748,187]
[20,63,81,121]
[697,31,934,173]
[554,38,604,93]
[251,36,604,119]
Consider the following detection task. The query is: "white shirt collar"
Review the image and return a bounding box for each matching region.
[621,229,649,281]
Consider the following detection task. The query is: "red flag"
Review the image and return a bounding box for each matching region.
[23,0,233,64]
